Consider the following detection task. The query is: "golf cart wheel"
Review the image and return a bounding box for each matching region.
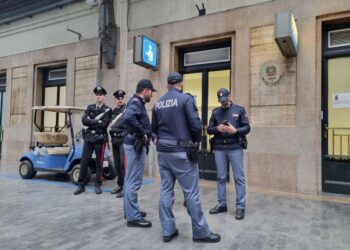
[19,160,36,179]
[69,164,91,185]
[103,159,117,180]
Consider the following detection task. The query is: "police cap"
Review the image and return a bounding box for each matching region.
[137,79,157,92]
[93,86,107,96]
[167,72,183,84]
[217,88,230,102]
[113,90,126,98]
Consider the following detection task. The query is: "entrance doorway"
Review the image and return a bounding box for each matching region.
[42,67,66,132]
[322,23,350,194]
[183,70,230,150]
[0,73,5,159]
[179,41,231,180]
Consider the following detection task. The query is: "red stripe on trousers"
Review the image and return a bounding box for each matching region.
[100,143,106,182]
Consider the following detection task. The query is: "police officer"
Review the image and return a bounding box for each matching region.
[207,88,250,220]
[123,79,156,228]
[110,90,127,198]
[152,72,221,243]
[74,86,112,195]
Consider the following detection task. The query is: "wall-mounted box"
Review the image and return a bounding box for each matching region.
[274,12,298,57]
[133,35,158,70]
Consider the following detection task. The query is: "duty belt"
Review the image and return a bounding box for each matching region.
[111,132,126,137]
[126,133,136,139]
[212,138,238,145]
[158,138,190,147]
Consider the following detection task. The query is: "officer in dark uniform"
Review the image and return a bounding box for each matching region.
[110,90,127,198]
[74,86,112,195]
[152,72,221,243]
[207,88,250,220]
[123,79,156,228]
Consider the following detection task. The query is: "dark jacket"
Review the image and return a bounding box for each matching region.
[109,105,127,143]
[123,94,152,145]
[207,102,250,150]
[82,103,112,143]
[152,87,202,152]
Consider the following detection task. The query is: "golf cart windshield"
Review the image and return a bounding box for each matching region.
[33,106,85,132]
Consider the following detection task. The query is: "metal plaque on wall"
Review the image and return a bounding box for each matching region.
[260,60,282,87]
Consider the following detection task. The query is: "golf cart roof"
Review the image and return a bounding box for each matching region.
[32,106,85,113]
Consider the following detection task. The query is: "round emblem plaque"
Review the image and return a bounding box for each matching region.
[260,60,282,87]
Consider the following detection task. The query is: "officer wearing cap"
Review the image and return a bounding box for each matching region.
[207,88,250,220]
[152,72,221,243]
[74,86,112,195]
[123,79,156,228]
[110,90,127,198]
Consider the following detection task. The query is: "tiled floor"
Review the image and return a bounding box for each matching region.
[1,162,350,250]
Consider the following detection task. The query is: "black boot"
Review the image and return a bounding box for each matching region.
[74,185,85,195]
[95,185,102,194]
[110,186,122,194]
[209,205,227,214]
[116,190,124,198]
[235,208,245,220]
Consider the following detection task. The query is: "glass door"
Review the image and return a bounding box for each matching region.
[0,73,6,159]
[42,67,66,132]
[183,69,230,150]
[322,56,350,194]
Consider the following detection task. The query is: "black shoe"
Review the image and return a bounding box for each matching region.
[74,185,85,195]
[95,185,102,194]
[110,186,123,194]
[163,228,179,243]
[209,205,227,214]
[235,208,245,220]
[127,218,152,228]
[116,191,124,198]
[193,232,221,243]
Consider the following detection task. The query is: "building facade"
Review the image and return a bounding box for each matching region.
[1,0,350,195]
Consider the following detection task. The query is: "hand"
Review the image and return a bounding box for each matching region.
[225,123,237,134]
[143,134,148,144]
[217,124,227,133]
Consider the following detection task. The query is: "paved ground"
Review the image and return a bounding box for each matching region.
[1,161,350,250]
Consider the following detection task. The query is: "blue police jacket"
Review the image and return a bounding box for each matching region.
[207,102,250,150]
[123,94,152,145]
[152,87,202,152]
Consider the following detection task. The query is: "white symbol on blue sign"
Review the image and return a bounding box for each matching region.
[142,36,157,68]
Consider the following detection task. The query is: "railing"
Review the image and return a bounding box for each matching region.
[326,127,350,160]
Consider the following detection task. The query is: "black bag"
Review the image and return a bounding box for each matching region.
[186,142,199,162]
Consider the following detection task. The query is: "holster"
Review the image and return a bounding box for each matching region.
[238,135,248,149]
[82,128,87,140]
[134,137,144,154]
[186,142,199,163]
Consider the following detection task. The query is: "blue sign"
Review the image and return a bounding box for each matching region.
[142,36,157,68]
[133,35,158,70]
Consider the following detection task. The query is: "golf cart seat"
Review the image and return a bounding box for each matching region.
[34,132,70,155]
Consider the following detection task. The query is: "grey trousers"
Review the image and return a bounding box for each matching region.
[157,151,211,238]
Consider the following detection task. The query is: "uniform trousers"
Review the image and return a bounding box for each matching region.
[157,151,211,238]
[213,148,245,209]
[112,140,125,187]
[78,141,106,186]
[123,144,146,221]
